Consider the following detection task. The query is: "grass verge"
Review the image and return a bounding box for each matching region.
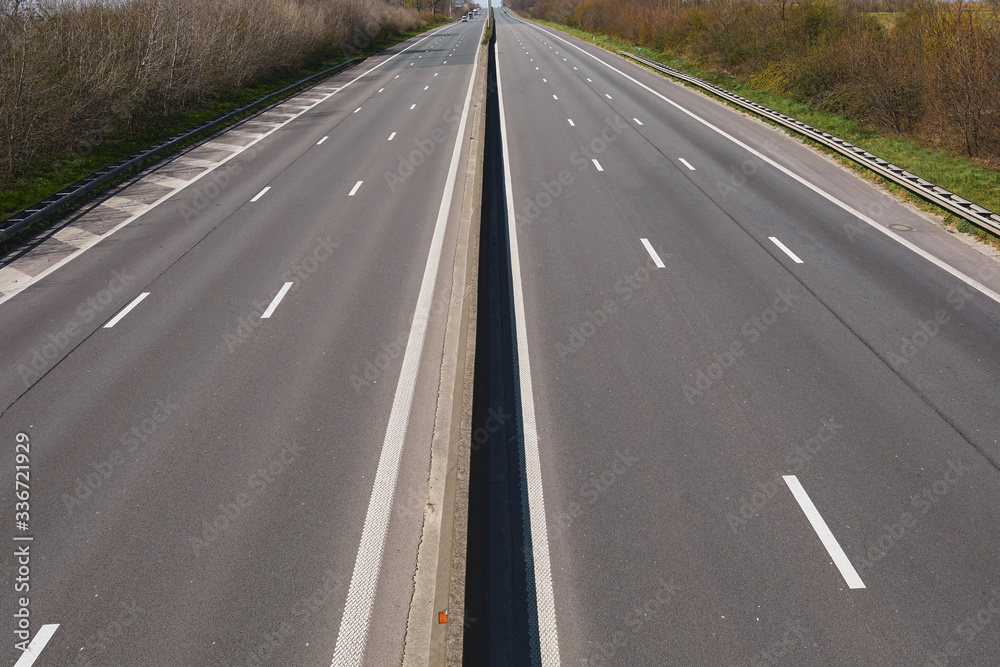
[530,19,1000,250]
[0,19,451,244]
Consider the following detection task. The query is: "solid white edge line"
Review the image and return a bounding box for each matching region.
[349,180,363,196]
[329,16,485,667]
[0,26,449,310]
[592,158,603,172]
[640,238,665,268]
[13,624,59,667]
[679,158,695,171]
[770,236,804,264]
[103,292,149,328]
[250,186,270,202]
[783,475,866,589]
[516,16,1000,305]
[495,28,562,667]
[317,136,328,145]
[260,282,293,319]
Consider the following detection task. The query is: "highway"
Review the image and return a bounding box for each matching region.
[1,16,485,667]
[3,4,1000,666]
[492,8,1000,666]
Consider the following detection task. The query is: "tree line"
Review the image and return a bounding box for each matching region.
[0,0,425,188]
[527,0,1000,163]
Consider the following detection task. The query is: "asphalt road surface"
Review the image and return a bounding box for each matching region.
[1,16,485,667]
[494,8,1000,666]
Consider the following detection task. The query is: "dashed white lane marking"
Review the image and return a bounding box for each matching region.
[424,85,429,90]
[378,87,384,93]
[349,181,364,197]
[250,186,270,202]
[783,475,865,589]
[317,136,329,145]
[605,93,612,99]
[410,104,416,110]
[103,292,149,328]
[640,238,666,268]
[679,158,695,171]
[13,624,59,667]
[261,282,293,319]
[592,159,604,172]
[388,132,397,141]
[354,107,362,113]
[542,78,547,82]
[519,16,1000,305]
[567,119,575,126]
[769,237,804,263]
[633,117,643,125]
[586,77,592,82]
[552,94,558,100]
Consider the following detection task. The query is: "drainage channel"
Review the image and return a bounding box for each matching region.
[462,21,542,667]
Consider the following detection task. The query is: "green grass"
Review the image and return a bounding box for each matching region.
[533,19,1000,248]
[0,19,450,231]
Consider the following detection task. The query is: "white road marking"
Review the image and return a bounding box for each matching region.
[543,78,547,82]
[13,624,59,667]
[378,87,384,93]
[395,74,400,78]
[783,475,865,589]
[592,158,604,171]
[261,282,293,319]
[605,93,612,99]
[770,237,804,263]
[567,119,575,126]
[553,94,558,100]
[250,186,270,202]
[349,180,364,196]
[331,17,486,667]
[535,67,539,70]
[354,107,361,113]
[317,136,328,145]
[424,85,429,90]
[444,61,448,64]
[519,16,1000,305]
[640,238,665,268]
[633,117,643,125]
[103,292,149,328]
[679,158,695,171]
[388,132,397,141]
[586,77,592,82]
[0,25,451,310]
[410,104,416,110]
[495,43,562,667]
[573,66,578,70]
[434,72,438,76]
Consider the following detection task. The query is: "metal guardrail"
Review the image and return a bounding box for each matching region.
[619,51,1000,237]
[0,57,364,244]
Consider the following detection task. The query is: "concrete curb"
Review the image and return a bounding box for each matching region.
[401,21,489,666]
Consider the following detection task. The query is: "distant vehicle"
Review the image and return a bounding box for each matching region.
[461,14,468,21]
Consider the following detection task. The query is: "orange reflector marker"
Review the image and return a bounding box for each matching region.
[438,612,448,624]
